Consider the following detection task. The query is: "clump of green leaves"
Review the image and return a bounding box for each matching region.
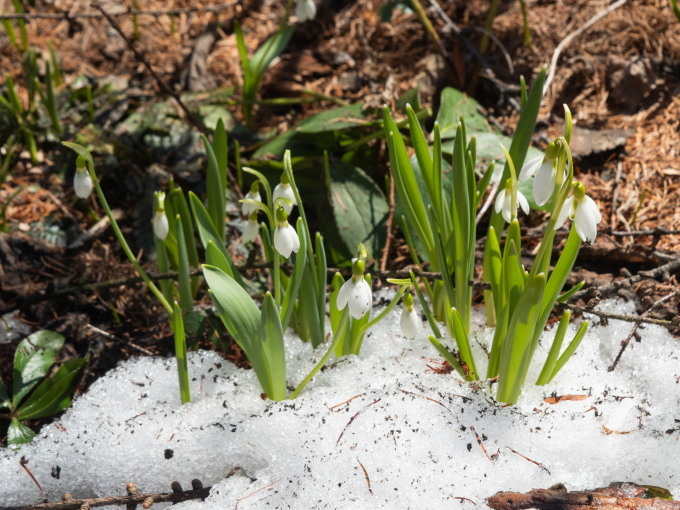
[1,331,86,446]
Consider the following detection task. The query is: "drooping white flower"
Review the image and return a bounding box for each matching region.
[519,142,563,206]
[272,176,297,215]
[241,183,261,217]
[273,207,300,258]
[400,293,420,339]
[494,179,530,224]
[242,214,260,244]
[554,182,602,243]
[295,0,316,22]
[152,191,169,240]
[73,157,93,199]
[337,259,372,320]
[153,210,169,240]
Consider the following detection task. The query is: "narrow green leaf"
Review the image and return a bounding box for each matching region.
[17,358,86,421]
[189,192,245,288]
[529,227,582,358]
[202,265,271,396]
[557,281,585,303]
[169,188,200,269]
[260,293,287,401]
[496,273,546,404]
[548,320,589,383]
[205,240,235,278]
[406,104,434,196]
[175,215,193,314]
[449,307,477,379]
[201,135,226,242]
[536,311,571,385]
[172,301,191,404]
[153,234,174,306]
[213,118,228,184]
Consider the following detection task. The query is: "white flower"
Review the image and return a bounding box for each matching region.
[554,184,602,243]
[494,181,530,224]
[296,0,316,21]
[274,221,300,258]
[337,276,372,320]
[74,168,93,199]
[273,182,297,215]
[519,155,558,206]
[241,188,261,217]
[242,216,259,244]
[153,210,169,240]
[400,306,420,339]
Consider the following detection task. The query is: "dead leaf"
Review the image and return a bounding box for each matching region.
[543,394,589,404]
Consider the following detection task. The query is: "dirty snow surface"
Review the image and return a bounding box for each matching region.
[1,299,678,508]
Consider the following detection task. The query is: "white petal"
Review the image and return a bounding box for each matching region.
[533,162,556,206]
[502,192,513,223]
[273,183,297,215]
[584,195,602,224]
[296,0,316,21]
[574,199,597,243]
[554,196,574,230]
[336,279,352,310]
[400,307,420,339]
[494,189,506,214]
[74,170,93,199]
[517,191,530,215]
[241,191,261,216]
[348,279,372,319]
[242,219,259,244]
[519,155,543,181]
[153,212,169,240]
[274,223,299,258]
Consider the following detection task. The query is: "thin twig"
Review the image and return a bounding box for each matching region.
[93,2,209,136]
[0,480,211,510]
[545,0,628,92]
[0,3,237,20]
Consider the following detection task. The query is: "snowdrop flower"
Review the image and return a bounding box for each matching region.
[153,191,169,240]
[295,0,316,21]
[73,156,93,199]
[494,178,530,224]
[554,182,602,243]
[273,206,300,258]
[519,142,562,206]
[272,174,297,215]
[242,213,259,244]
[241,182,261,217]
[400,293,420,339]
[337,258,372,320]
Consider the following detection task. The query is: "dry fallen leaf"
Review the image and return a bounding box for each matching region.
[543,395,589,404]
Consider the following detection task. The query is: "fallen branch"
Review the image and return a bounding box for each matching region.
[487,484,680,510]
[0,480,211,510]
